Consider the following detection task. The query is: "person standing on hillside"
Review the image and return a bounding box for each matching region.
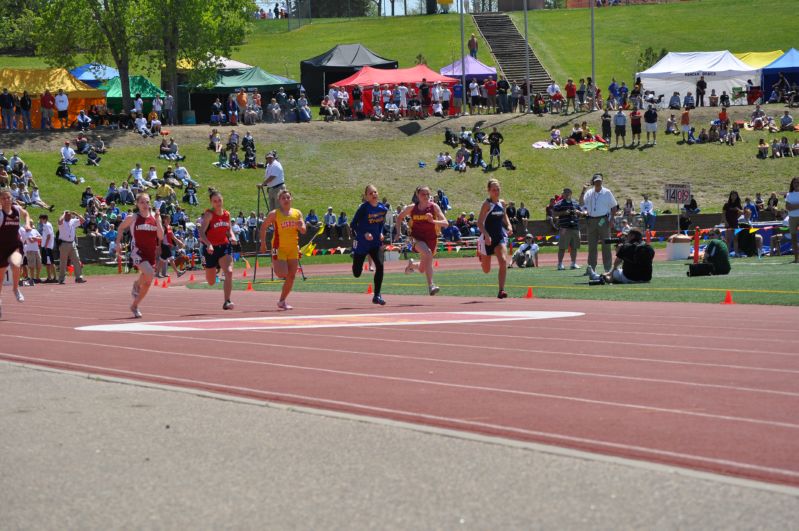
[260,151,285,211]
[644,104,658,146]
[54,89,69,129]
[0,89,14,130]
[564,79,577,114]
[580,173,618,274]
[163,92,175,125]
[40,89,55,129]
[696,76,707,107]
[468,33,478,58]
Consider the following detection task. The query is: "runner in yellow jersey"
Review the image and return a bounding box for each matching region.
[259,189,306,310]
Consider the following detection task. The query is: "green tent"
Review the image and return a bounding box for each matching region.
[100,75,166,113]
[177,67,301,123]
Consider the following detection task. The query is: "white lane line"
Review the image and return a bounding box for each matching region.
[2,355,799,485]
[1,337,798,430]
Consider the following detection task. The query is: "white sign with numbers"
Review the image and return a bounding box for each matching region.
[664,183,691,204]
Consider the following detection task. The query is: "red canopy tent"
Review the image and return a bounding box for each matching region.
[331,65,458,116]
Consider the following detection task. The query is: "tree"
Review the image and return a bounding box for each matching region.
[36,0,140,112]
[0,0,44,54]
[138,0,255,100]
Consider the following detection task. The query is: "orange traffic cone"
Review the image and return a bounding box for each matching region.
[246,281,253,292]
[434,259,440,268]
[162,281,168,288]
[525,287,534,299]
[721,290,734,305]
[366,283,373,294]
[188,274,195,283]
[364,263,369,272]
[153,278,159,287]
[166,276,171,284]
[242,269,248,278]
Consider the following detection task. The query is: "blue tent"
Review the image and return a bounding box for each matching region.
[70,63,120,87]
[762,48,799,93]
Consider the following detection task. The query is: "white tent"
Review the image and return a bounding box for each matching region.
[636,51,760,104]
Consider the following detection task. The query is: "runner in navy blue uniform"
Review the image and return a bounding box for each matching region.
[477,179,512,299]
[351,184,388,305]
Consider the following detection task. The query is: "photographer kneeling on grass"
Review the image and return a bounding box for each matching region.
[587,228,654,284]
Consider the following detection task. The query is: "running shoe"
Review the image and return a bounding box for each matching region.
[131,280,140,299]
[223,300,235,310]
[368,265,375,272]
[404,260,415,274]
[130,306,142,319]
[372,294,386,306]
[557,263,565,271]
[14,290,24,303]
[429,284,440,296]
[177,270,186,278]
[497,290,508,299]
[277,300,293,311]
[570,263,581,270]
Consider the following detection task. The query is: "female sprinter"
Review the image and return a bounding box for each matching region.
[351,184,388,305]
[477,179,513,299]
[200,188,238,310]
[0,189,32,317]
[157,214,186,278]
[259,189,306,310]
[395,185,448,295]
[115,193,164,318]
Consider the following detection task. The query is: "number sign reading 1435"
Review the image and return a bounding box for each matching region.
[664,184,691,204]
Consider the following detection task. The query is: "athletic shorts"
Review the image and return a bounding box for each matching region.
[681,124,691,133]
[631,123,641,135]
[490,146,500,157]
[160,243,173,260]
[558,228,580,251]
[58,110,68,119]
[645,122,657,133]
[411,237,437,255]
[615,125,626,136]
[202,242,232,269]
[41,247,54,265]
[471,95,480,107]
[272,246,299,261]
[478,234,507,257]
[131,246,156,268]
[0,244,23,269]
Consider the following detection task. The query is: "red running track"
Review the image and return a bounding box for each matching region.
[1,275,798,487]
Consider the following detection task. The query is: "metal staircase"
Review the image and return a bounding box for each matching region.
[472,12,553,94]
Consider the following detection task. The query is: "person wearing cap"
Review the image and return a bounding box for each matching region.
[511,233,539,268]
[260,150,285,211]
[580,174,618,273]
[553,187,583,270]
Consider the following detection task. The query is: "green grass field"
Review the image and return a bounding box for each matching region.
[183,255,799,306]
[511,0,798,86]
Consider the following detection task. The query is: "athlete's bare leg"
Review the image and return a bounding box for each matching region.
[495,244,509,292]
[414,242,435,287]
[219,254,234,302]
[279,259,298,303]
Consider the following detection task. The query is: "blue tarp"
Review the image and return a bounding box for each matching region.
[762,48,799,92]
[70,63,120,88]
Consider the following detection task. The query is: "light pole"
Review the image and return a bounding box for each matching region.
[523,0,530,113]
[590,0,596,87]
[459,0,466,115]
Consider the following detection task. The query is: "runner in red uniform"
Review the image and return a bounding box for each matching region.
[116,193,164,318]
[200,188,237,310]
[395,185,448,295]
[0,189,32,317]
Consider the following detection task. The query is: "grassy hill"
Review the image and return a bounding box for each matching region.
[237,15,493,81]
[511,0,798,86]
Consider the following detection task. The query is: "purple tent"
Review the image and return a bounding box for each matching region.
[440,56,497,82]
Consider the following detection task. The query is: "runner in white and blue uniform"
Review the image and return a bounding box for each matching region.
[351,184,388,305]
[477,179,512,299]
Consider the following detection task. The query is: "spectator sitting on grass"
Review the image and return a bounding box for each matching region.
[780,110,794,131]
[757,138,769,159]
[55,160,80,184]
[60,141,78,164]
[174,162,198,187]
[158,138,172,159]
[75,133,90,154]
[228,147,242,170]
[214,148,230,169]
[702,229,731,274]
[119,182,134,204]
[182,182,198,206]
[148,110,161,135]
[510,233,539,268]
[29,186,53,211]
[208,129,222,152]
[550,126,562,146]
[162,166,181,188]
[105,182,120,203]
[134,113,154,137]
[435,152,448,171]
[454,148,467,172]
[86,146,101,166]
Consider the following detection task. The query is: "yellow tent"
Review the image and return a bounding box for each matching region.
[0,68,106,129]
[734,51,784,68]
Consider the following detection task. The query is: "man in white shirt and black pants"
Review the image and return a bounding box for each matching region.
[58,210,87,284]
[260,151,285,212]
[580,173,618,274]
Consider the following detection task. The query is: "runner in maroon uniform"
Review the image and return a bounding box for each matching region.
[395,185,448,295]
[0,189,32,317]
[116,193,164,318]
[200,188,237,310]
